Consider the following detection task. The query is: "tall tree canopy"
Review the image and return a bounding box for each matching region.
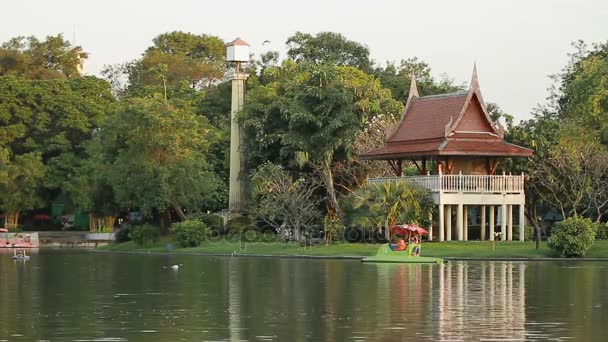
[94,96,222,232]
[0,76,115,226]
[0,35,86,79]
[105,31,226,98]
[287,32,373,71]
[241,62,402,217]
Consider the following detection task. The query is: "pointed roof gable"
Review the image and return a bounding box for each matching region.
[406,73,419,107]
[361,64,533,160]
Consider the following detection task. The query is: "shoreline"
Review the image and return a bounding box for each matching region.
[91,248,608,262]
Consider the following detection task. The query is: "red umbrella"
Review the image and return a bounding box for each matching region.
[391,224,429,236]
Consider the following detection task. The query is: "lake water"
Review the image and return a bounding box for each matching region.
[0,249,607,341]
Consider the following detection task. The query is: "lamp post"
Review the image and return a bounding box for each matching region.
[225,38,250,214]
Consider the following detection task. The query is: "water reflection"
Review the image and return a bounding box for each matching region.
[437,262,526,341]
[0,250,606,341]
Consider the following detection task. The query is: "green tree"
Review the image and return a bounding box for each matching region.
[0,34,86,79]
[342,180,434,240]
[251,162,322,243]
[242,63,402,217]
[0,152,45,229]
[0,76,115,220]
[286,32,373,71]
[104,31,226,97]
[555,41,608,130]
[373,58,463,104]
[95,96,221,233]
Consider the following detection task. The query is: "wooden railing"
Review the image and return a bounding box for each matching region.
[368,173,525,194]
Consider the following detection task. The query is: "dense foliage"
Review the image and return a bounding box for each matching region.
[342,180,434,240]
[548,217,597,257]
[129,224,161,246]
[2,30,607,245]
[171,219,210,247]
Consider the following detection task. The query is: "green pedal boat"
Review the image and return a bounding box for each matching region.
[362,224,444,264]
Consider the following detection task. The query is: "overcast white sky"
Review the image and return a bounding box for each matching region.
[2,0,607,121]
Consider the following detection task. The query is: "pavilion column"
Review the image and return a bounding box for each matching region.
[508,205,513,241]
[463,206,469,241]
[489,206,495,241]
[457,203,463,241]
[519,204,525,242]
[446,205,452,241]
[481,205,487,241]
[501,203,507,241]
[428,212,433,241]
[438,204,445,242]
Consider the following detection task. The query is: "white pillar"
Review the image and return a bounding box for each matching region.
[428,212,433,241]
[228,71,249,213]
[446,205,452,241]
[508,205,513,241]
[463,206,468,241]
[457,203,463,241]
[438,204,445,242]
[501,203,507,241]
[481,205,486,241]
[519,204,525,242]
[489,206,495,241]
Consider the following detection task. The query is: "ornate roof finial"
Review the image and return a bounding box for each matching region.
[406,73,419,107]
[470,62,479,90]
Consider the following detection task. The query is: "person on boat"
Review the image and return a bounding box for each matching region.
[411,236,420,256]
[390,238,407,251]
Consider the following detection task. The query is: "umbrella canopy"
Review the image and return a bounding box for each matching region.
[391,224,429,236]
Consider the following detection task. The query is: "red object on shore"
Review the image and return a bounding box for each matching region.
[0,228,7,232]
[391,224,429,236]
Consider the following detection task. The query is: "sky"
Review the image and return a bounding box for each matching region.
[2,0,607,122]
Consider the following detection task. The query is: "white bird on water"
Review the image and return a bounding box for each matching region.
[163,264,182,270]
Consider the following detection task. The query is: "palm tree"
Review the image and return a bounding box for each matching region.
[343,180,433,240]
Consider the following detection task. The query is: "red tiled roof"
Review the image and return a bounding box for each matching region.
[440,140,534,157]
[226,37,250,46]
[388,93,468,142]
[360,139,534,160]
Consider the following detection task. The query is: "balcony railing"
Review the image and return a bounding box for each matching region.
[368,173,525,194]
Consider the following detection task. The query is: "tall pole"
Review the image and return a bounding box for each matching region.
[228,68,249,214]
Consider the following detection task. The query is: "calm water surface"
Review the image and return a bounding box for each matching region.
[0,249,607,341]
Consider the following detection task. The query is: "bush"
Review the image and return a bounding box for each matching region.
[595,222,608,240]
[514,226,536,241]
[171,219,210,248]
[227,216,253,235]
[187,213,225,233]
[115,225,133,243]
[129,224,161,246]
[548,217,597,257]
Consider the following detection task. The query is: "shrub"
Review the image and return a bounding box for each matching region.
[227,216,253,235]
[514,226,536,241]
[548,217,597,257]
[129,224,161,246]
[115,225,133,243]
[595,222,608,240]
[187,212,225,233]
[171,219,210,248]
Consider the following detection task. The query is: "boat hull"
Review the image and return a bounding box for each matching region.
[362,244,444,264]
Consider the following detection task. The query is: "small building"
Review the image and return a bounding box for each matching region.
[360,66,533,241]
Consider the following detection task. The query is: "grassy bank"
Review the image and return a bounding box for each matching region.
[98,238,608,259]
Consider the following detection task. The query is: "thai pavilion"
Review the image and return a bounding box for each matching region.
[360,66,533,242]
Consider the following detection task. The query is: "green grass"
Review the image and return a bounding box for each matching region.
[98,237,608,259]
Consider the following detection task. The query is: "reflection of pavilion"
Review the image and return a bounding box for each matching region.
[438,262,526,340]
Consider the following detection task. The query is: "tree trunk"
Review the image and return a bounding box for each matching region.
[159,209,172,235]
[5,211,19,230]
[172,201,187,221]
[321,154,343,218]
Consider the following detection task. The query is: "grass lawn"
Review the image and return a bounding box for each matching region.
[98,238,608,259]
